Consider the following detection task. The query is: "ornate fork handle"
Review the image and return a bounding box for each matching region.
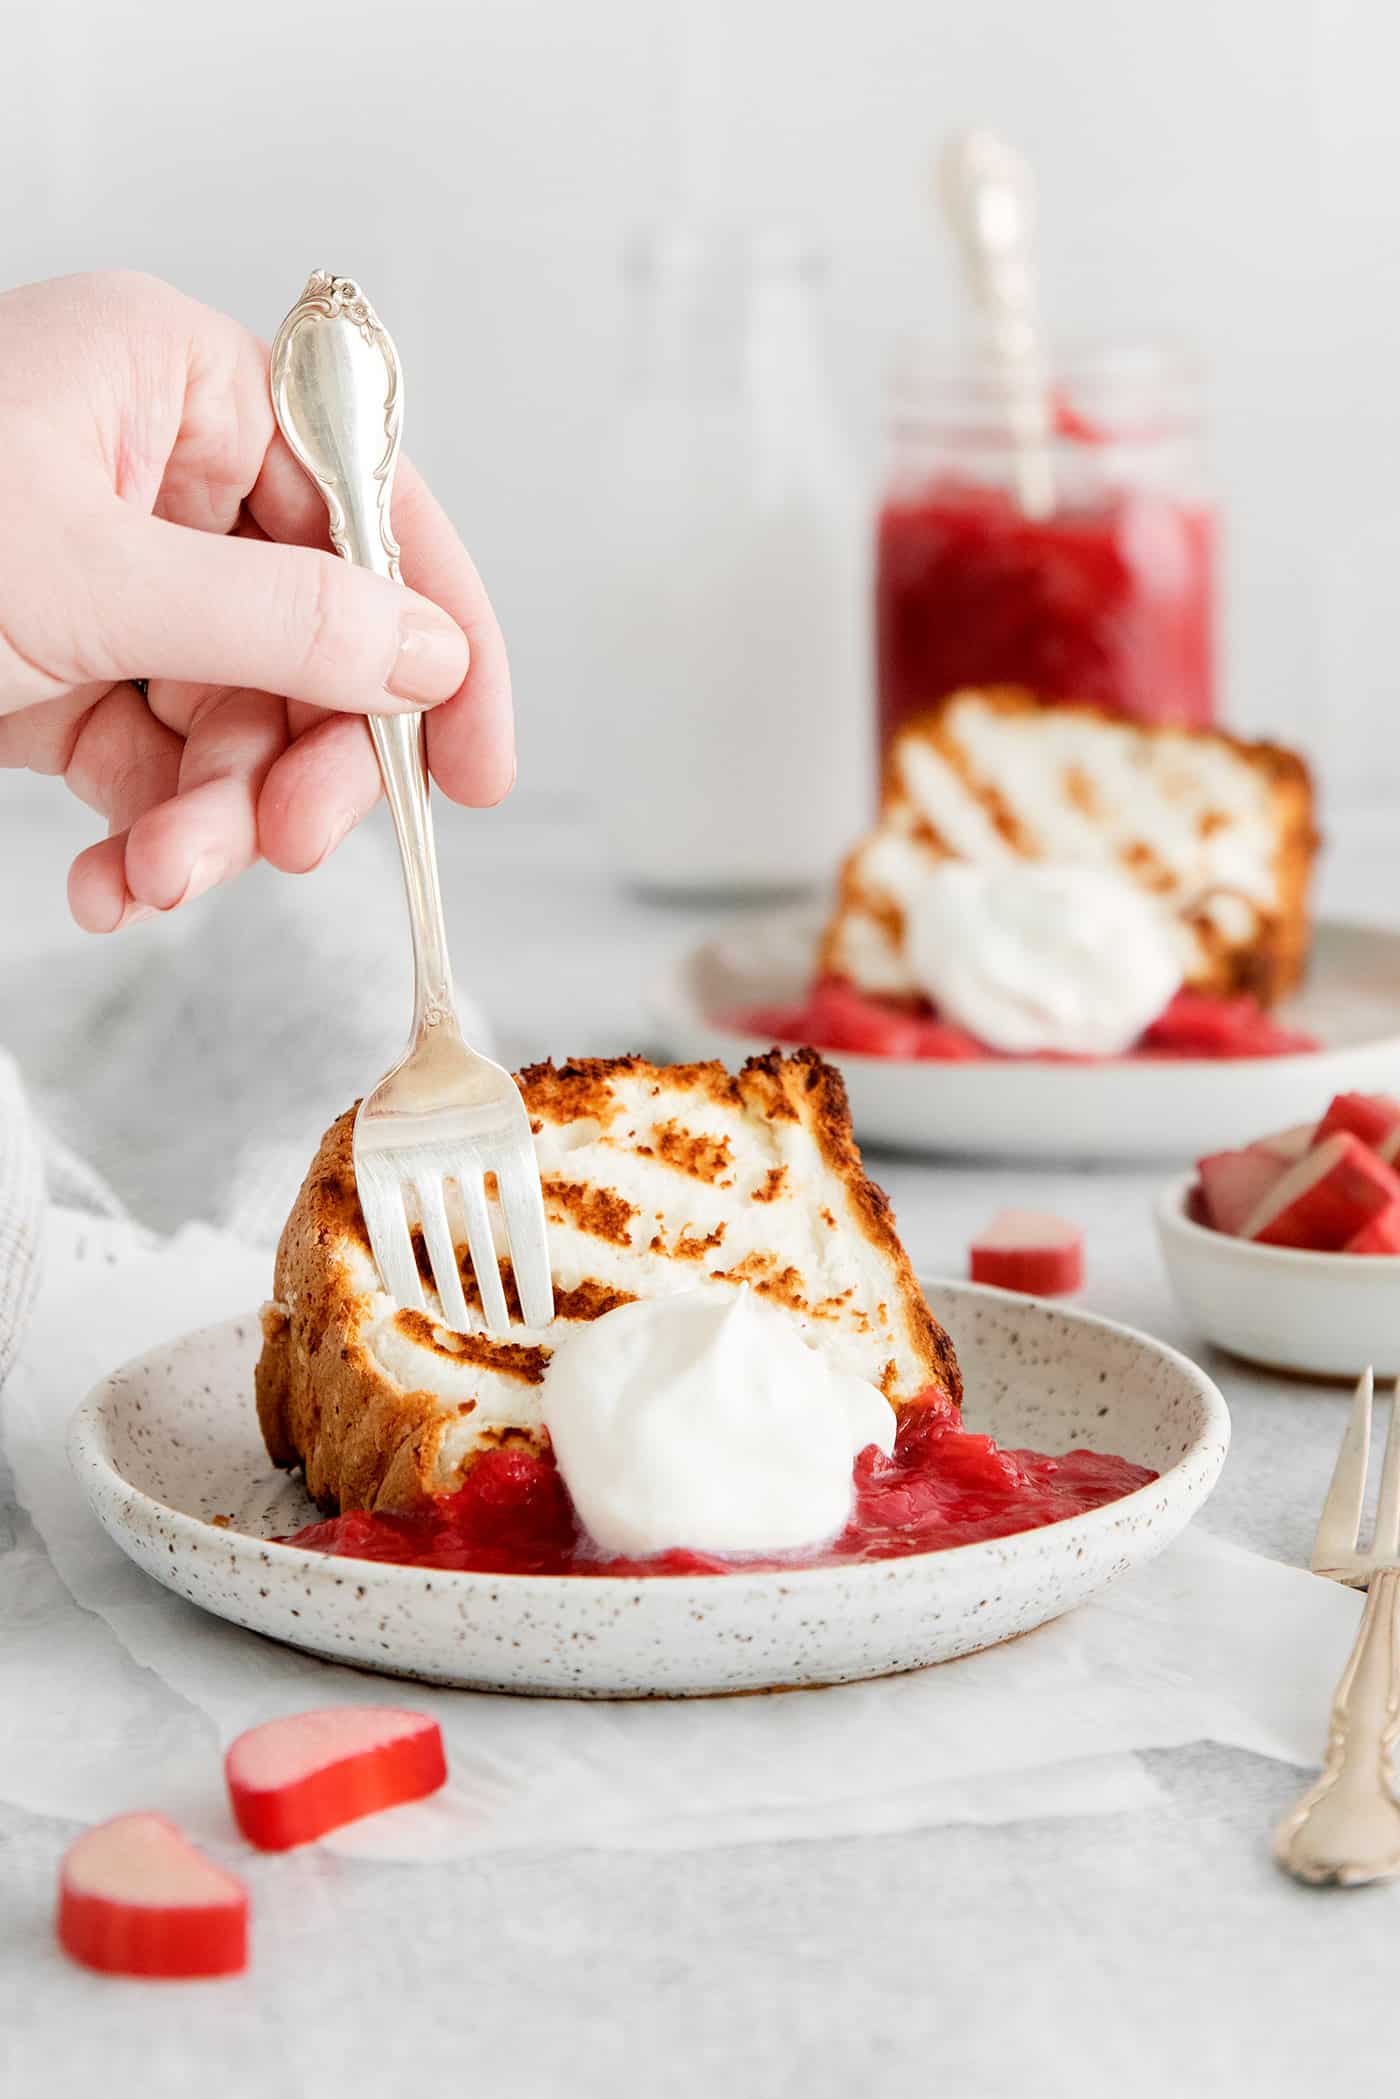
[1273,1566,1400,1886]
[269,272,458,1042]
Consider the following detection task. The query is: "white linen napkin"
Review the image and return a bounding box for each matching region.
[0,1052,43,1388]
[0,1207,1363,1857]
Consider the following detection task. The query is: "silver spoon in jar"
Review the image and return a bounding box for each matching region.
[938,127,1055,520]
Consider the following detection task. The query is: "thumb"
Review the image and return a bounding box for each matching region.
[77,509,470,712]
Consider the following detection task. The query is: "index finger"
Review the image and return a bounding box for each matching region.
[250,438,515,808]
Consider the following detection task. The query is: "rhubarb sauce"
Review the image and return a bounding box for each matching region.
[284,1392,1155,1579]
[876,480,1216,751]
[736,980,1317,1064]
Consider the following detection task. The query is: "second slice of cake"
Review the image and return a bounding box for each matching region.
[823,686,1318,1009]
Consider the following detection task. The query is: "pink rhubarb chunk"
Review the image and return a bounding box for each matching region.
[225,1707,447,1851]
[1241,1132,1400,1250]
[1313,1092,1400,1162]
[1254,1123,1316,1164]
[805,979,925,1058]
[1345,1202,1400,1255]
[57,1813,248,1979]
[1197,1147,1289,1237]
[969,1210,1084,1296]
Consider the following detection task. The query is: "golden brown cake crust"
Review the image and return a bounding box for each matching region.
[256,1050,961,1514]
[819,686,1319,1008]
[254,1113,451,1514]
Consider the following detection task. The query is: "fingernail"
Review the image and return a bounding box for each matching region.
[386,599,469,706]
[167,853,222,910]
[311,809,358,871]
[109,899,157,932]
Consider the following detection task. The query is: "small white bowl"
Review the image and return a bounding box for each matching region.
[1155,1172,1400,1379]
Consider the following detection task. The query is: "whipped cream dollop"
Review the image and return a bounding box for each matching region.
[906,862,1183,1056]
[540,1288,895,1559]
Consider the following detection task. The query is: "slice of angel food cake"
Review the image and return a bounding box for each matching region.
[749,686,1320,1062]
[257,1051,1153,1576]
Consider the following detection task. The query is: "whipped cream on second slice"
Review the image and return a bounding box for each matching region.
[906,862,1183,1056]
[540,1288,895,1560]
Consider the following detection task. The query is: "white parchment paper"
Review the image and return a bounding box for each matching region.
[1,1210,1362,1857]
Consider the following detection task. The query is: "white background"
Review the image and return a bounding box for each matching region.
[5,19,1400,2086]
[4,0,1397,824]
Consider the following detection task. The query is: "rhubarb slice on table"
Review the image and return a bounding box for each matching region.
[1241,1132,1400,1250]
[57,1814,248,1979]
[969,1210,1084,1297]
[226,1708,447,1852]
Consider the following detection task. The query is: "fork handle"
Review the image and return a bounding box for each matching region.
[1273,1566,1400,1885]
[270,272,459,1042]
[336,479,458,1041]
[365,704,458,1038]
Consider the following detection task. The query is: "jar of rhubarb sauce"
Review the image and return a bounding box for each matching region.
[875,343,1216,752]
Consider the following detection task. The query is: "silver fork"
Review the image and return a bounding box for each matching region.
[1273,1367,1400,1886]
[269,272,553,1337]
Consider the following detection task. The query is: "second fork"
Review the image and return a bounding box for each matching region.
[1273,1367,1400,1887]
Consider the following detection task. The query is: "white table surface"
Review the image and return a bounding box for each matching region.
[3,781,1399,2098]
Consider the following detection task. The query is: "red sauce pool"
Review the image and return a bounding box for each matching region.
[283,1392,1156,1578]
[735,979,1316,1064]
[876,478,1216,751]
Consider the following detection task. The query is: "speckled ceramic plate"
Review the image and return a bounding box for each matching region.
[68,1284,1228,1698]
[652,909,1400,1162]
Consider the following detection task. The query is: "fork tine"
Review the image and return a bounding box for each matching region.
[1372,1379,1400,1562]
[1312,1367,1374,1572]
[455,1167,511,1336]
[414,1176,472,1336]
[495,1152,555,1330]
[361,1170,425,1315]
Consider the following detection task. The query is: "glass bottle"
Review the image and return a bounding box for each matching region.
[603,227,869,896]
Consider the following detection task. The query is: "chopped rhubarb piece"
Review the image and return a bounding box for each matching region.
[1242,1132,1400,1250]
[970,1210,1084,1296]
[57,1814,248,1979]
[1255,1122,1316,1163]
[1197,1147,1288,1237]
[225,1707,447,1852]
[1346,1202,1400,1254]
[732,1003,811,1043]
[1314,1092,1400,1158]
[910,1014,986,1061]
[1140,990,1318,1058]
[804,978,926,1058]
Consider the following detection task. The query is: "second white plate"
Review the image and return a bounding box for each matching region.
[651,910,1400,1162]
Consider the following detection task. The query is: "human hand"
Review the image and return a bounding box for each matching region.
[0,271,514,930]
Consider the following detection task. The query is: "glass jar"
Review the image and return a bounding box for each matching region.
[875,343,1216,753]
[601,227,868,897]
